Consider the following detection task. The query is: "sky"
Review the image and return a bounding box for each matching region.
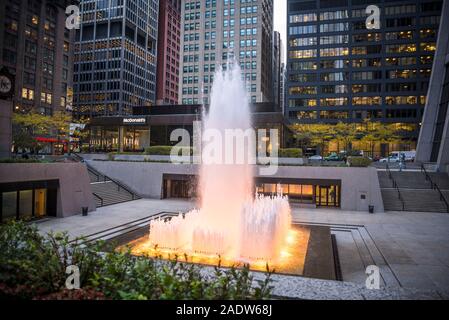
[273,0,287,63]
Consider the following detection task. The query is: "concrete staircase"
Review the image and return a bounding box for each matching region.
[378,170,449,213]
[68,153,141,208]
[87,165,140,208]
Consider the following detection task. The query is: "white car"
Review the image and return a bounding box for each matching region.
[308,155,323,161]
[379,156,400,163]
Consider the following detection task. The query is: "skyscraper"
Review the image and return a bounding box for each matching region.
[272,30,283,109]
[286,0,442,154]
[0,0,76,115]
[73,0,158,118]
[416,0,449,172]
[156,0,181,105]
[179,0,274,105]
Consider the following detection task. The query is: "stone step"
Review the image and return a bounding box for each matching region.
[380,189,449,212]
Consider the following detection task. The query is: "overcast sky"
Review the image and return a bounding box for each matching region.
[273,0,287,63]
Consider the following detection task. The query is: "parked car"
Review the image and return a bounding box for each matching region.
[389,151,416,162]
[308,155,323,161]
[324,153,341,161]
[379,156,400,163]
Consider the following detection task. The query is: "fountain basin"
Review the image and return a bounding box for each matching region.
[110,219,338,280]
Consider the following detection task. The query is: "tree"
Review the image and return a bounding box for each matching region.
[12,111,75,154]
[291,123,334,156]
[359,120,401,156]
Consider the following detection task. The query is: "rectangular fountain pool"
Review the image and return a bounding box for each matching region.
[105,215,337,280]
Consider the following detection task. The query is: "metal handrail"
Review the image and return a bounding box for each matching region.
[92,192,104,207]
[386,163,405,211]
[86,163,137,200]
[421,164,449,213]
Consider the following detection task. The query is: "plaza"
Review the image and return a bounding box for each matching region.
[34,198,449,299]
[1,0,449,304]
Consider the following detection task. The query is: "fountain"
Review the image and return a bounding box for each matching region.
[122,63,331,275]
[144,63,293,265]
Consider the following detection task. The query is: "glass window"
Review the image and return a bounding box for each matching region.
[2,192,17,222]
[19,190,33,219]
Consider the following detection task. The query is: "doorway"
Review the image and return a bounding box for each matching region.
[315,185,340,207]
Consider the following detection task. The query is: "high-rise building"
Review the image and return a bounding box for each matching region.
[73,0,158,118]
[272,30,282,109]
[156,0,181,105]
[286,0,443,153]
[179,0,274,105]
[280,62,286,112]
[0,0,76,115]
[416,0,449,172]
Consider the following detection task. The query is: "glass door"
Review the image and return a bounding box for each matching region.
[315,185,340,207]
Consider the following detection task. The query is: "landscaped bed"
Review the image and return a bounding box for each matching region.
[0,221,272,300]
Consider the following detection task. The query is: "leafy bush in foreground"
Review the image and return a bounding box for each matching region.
[0,221,272,300]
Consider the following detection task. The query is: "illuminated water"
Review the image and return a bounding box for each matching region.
[147,63,292,264]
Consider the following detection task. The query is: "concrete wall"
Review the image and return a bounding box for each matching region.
[0,163,96,217]
[0,100,12,158]
[80,153,305,165]
[88,160,384,212]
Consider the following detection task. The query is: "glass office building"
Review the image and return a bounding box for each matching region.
[286,0,443,154]
[73,0,159,118]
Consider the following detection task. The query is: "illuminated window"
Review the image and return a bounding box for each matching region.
[420,42,436,52]
[320,47,348,57]
[288,99,317,108]
[21,88,34,100]
[289,13,317,23]
[41,92,52,105]
[385,96,418,105]
[289,37,317,47]
[289,86,317,95]
[352,97,382,105]
[31,15,39,25]
[289,49,317,59]
[320,97,348,107]
[385,44,416,53]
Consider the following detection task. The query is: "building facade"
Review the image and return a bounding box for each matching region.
[272,30,282,108]
[0,0,76,115]
[73,0,158,118]
[416,0,449,172]
[286,0,443,154]
[156,0,181,105]
[179,0,274,105]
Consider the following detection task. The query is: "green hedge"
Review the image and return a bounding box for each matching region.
[347,156,372,167]
[278,148,303,158]
[144,146,192,156]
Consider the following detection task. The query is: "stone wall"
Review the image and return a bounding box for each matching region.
[88,160,384,212]
[0,163,96,217]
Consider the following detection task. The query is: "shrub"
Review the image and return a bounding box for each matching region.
[347,156,372,167]
[0,221,272,300]
[144,146,192,156]
[278,148,303,158]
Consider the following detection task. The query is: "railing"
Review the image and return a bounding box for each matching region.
[86,163,137,200]
[71,152,84,162]
[92,192,104,207]
[386,163,405,211]
[421,164,449,213]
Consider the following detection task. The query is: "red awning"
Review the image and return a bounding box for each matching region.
[35,137,68,143]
